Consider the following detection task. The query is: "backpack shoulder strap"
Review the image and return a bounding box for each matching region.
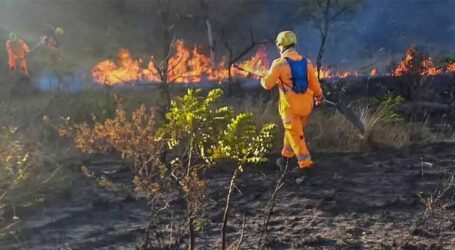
[281,57,295,90]
[284,57,309,93]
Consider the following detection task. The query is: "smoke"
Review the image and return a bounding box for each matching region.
[354,0,455,51]
[0,0,453,77]
[294,0,455,69]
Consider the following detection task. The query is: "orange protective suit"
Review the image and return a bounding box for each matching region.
[6,39,30,77]
[261,49,323,169]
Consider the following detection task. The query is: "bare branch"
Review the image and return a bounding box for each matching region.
[258,159,289,249]
[330,7,347,22]
[235,213,247,250]
[0,191,6,203]
[160,37,177,68]
[230,38,272,65]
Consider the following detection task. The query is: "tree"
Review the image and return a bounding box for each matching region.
[299,0,361,79]
[297,0,368,139]
[148,0,178,111]
[224,26,273,83]
[200,0,216,65]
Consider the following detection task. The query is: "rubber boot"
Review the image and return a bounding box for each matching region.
[296,164,316,184]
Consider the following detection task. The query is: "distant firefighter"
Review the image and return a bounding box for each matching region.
[34,24,64,64]
[43,25,64,51]
[6,33,30,78]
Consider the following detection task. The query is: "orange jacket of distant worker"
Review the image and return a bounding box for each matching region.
[6,38,30,77]
[261,48,323,169]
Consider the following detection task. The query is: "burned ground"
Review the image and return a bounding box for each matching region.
[1,142,454,249]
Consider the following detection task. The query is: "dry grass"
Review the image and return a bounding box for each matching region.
[225,94,281,127]
[224,94,282,152]
[0,78,440,156]
[306,110,363,152]
[307,108,437,152]
[0,78,443,235]
[0,76,448,248]
[227,94,434,152]
[0,126,69,236]
[0,80,124,235]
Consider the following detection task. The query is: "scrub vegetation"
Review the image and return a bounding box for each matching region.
[58,89,277,249]
[0,77,453,248]
[0,125,68,239]
[1,0,454,248]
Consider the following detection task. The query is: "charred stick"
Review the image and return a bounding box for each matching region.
[233,64,265,78]
[258,159,288,249]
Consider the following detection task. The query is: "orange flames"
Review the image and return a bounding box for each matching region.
[370,68,378,77]
[233,46,270,78]
[392,46,452,77]
[92,40,269,86]
[91,49,147,85]
[92,43,455,86]
[447,62,455,72]
[319,67,359,79]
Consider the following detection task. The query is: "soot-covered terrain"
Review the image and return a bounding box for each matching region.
[1,142,455,249]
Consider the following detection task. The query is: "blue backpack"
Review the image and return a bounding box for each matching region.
[284,57,309,94]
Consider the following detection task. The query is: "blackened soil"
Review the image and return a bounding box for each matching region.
[1,143,455,249]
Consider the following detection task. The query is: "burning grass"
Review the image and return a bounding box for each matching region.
[91,44,455,87]
[392,46,455,77]
[92,40,270,86]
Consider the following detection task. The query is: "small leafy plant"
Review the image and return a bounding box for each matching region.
[158,88,235,249]
[210,112,276,249]
[159,88,276,249]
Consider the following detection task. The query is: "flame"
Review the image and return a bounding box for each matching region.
[92,40,372,86]
[168,40,213,83]
[370,68,378,77]
[92,43,455,86]
[422,57,443,76]
[91,49,145,85]
[233,46,270,78]
[143,60,160,82]
[319,67,359,79]
[92,40,269,85]
[447,62,455,72]
[394,47,414,76]
[393,46,444,77]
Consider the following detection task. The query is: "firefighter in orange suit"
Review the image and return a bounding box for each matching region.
[261,31,324,170]
[6,33,30,77]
